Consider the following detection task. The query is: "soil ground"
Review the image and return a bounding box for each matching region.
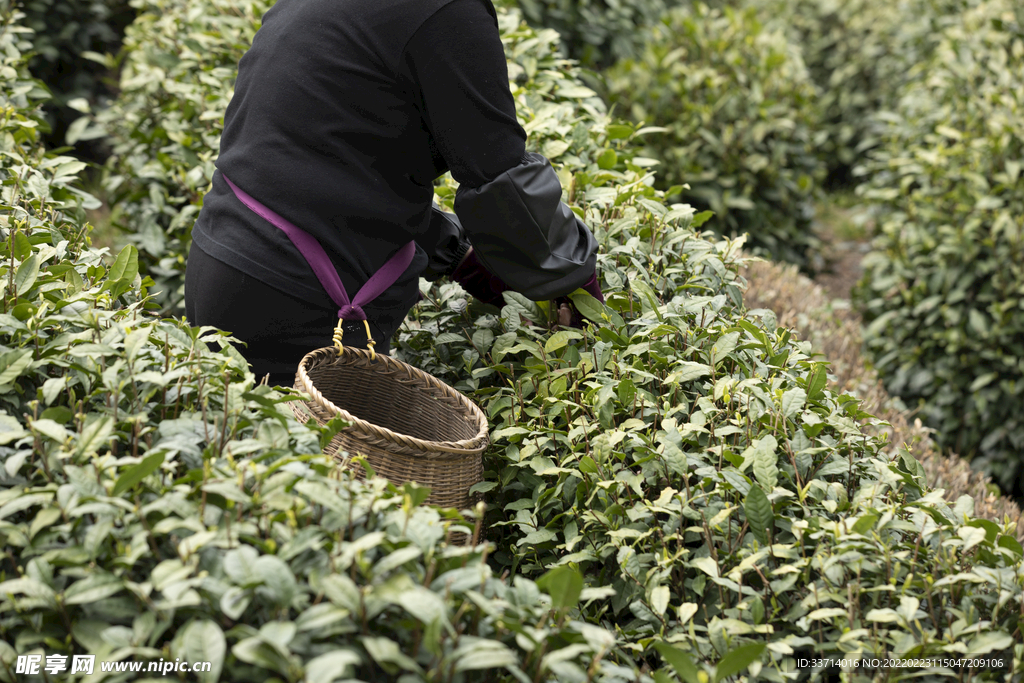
[809,197,872,300]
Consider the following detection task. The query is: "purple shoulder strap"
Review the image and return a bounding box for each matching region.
[222,174,416,324]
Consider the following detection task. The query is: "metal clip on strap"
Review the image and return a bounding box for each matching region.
[223,173,417,361]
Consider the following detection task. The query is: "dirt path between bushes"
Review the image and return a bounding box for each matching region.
[809,200,871,301]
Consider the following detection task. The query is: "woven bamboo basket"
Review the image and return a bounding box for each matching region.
[290,346,488,510]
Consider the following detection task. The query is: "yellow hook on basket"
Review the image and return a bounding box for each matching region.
[333,317,376,361]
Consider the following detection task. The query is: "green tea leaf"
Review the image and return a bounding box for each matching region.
[852,513,878,535]
[997,535,1023,557]
[744,485,773,544]
[606,124,634,140]
[64,573,124,605]
[15,254,40,296]
[112,451,166,496]
[502,291,544,322]
[233,638,293,675]
[0,349,34,385]
[598,148,618,169]
[468,481,497,495]
[709,331,740,367]
[0,578,56,606]
[650,585,670,616]
[361,635,422,674]
[543,139,570,159]
[0,415,27,446]
[617,378,636,406]
[435,332,465,345]
[958,526,986,553]
[319,415,349,451]
[806,364,827,402]
[752,448,779,491]
[108,244,139,283]
[392,584,448,629]
[691,211,714,228]
[740,435,777,474]
[666,362,712,384]
[568,290,606,322]
[30,419,68,443]
[536,565,583,611]
[12,232,32,261]
[545,330,583,354]
[402,482,431,509]
[690,556,719,578]
[305,651,361,683]
[967,632,1014,655]
[221,588,251,620]
[631,279,662,319]
[472,328,494,352]
[491,331,518,362]
[715,642,765,682]
[123,327,150,361]
[653,643,701,683]
[780,387,806,417]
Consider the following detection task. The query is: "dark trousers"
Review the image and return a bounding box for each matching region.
[184,245,411,387]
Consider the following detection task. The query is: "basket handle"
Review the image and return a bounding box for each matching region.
[334,318,377,360]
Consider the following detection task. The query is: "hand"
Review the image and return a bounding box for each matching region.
[557,302,574,327]
[554,270,604,329]
[450,247,510,307]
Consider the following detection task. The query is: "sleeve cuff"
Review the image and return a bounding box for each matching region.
[453,152,598,300]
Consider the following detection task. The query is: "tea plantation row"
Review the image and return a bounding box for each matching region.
[20,0,1024,488]
[0,2,1022,682]
[22,0,1024,491]
[526,0,1024,509]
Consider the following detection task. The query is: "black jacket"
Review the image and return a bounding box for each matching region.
[191,0,597,315]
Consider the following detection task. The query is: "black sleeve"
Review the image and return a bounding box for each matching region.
[405,0,597,297]
[405,0,526,188]
[454,153,598,299]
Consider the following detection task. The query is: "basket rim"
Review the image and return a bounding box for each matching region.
[295,346,489,455]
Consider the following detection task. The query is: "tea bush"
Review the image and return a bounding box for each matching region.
[739,0,970,188]
[736,0,902,187]
[0,11,643,681]
[7,0,1024,679]
[853,0,1024,498]
[603,4,825,270]
[401,7,1024,678]
[511,0,674,68]
[84,0,271,313]
[743,258,1024,544]
[15,0,134,155]
[402,143,1024,682]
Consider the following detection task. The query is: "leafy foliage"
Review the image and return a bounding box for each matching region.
[733,0,901,187]
[0,10,641,681]
[3,0,1023,680]
[853,0,1024,497]
[604,4,825,270]
[81,0,271,313]
[511,0,675,68]
[402,8,1024,677]
[15,0,134,155]
[403,131,1024,683]
[737,0,976,189]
